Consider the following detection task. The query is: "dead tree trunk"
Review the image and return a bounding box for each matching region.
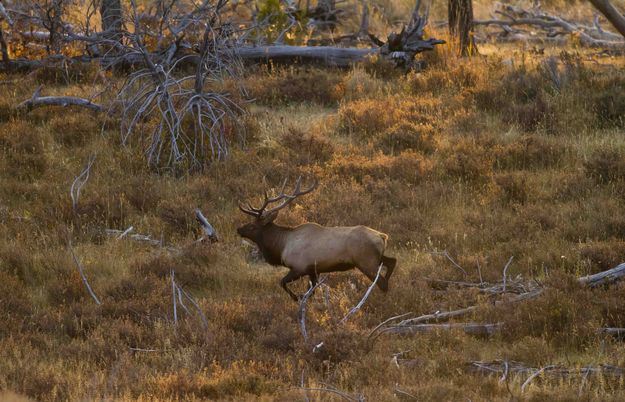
[0,28,8,61]
[448,0,476,55]
[101,0,123,52]
[589,0,625,39]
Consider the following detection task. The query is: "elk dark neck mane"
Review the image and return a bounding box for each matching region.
[258,223,292,265]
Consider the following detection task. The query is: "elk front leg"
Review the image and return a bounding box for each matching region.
[281,270,304,301]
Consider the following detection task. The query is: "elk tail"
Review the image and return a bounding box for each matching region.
[378,232,389,247]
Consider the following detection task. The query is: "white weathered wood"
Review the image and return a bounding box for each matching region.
[381,322,502,336]
[589,0,625,39]
[578,263,625,287]
[17,86,103,112]
[68,240,102,305]
[195,208,218,242]
[298,277,326,342]
[340,263,383,324]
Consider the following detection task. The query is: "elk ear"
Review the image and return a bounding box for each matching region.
[260,210,279,225]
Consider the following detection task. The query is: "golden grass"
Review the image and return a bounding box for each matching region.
[2,40,625,401]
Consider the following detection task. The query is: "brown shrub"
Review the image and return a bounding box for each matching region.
[374,121,436,154]
[0,120,47,179]
[407,62,482,94]
[473,67,556,132]
[48,112,99,147]
[337,96,440,139]
[329,151,433,185]
[31,61,101,85]
[503,94,556,132]
[496,273,601,347]
[494,135,566,170]
[589,74,625,128]
[125,176,162,213]
[579,240,625,273]
[494,173,528,204]
[0,271,31,335]
[280,126,334,165]
[438,139,493,183]
[246,67,343,105]
[158,198,194,236]
[584,149,625,184]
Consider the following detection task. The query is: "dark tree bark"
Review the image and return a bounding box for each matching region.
[100,0,123,50]
[448,0,476,56]
[0,28,8,61]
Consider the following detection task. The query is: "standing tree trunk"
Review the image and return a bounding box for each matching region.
[448,0,476,56]
[0,28,8,61]
[588,0,625,39]
[100,0,123,52]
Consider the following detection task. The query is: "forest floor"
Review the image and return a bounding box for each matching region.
[2,40,625,401]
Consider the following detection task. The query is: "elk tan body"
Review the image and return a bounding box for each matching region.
[237,178,396,301]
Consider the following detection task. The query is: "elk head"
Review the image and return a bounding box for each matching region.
[237,177,317,242]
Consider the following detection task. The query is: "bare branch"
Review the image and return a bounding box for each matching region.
[502,256,513,293]
[429,250,468,277]
[171,270,178,325]
[521,365,558,393]
[340,263,383,324]
[298,277,326,342]
[68,238,101,305]
[70,154,96,211]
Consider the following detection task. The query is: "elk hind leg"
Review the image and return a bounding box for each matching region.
[381,256,397,281]
[357,262,389,292]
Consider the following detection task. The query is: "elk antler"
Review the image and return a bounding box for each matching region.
[238,177,318,219]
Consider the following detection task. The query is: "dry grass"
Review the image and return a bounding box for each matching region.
[2,33,625,402]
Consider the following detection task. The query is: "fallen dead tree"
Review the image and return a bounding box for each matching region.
[17,85,103,113]
[379,322,502,336]
[467,360,624,393]
[0,0,443,73]
[371,263,625,339]
[475,3,624,48]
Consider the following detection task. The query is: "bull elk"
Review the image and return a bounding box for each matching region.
[237,178,397,301]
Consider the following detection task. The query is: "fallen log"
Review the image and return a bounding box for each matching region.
[0,40,443,73]
[599,327,625,337]
[474,3,625,48]
[0,0,443,73]
[371,262,625,337]
[578,262,625,287]
[379,322,502,336]
[17,86,103,113]
[467,360,624,379]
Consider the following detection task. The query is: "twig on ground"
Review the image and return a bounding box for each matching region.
[68,238,101,305]
[70,154,96,211]
[521,365,557,392]
[429,250,468,277]
[502,256,514,293]
[171,270,178,325]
